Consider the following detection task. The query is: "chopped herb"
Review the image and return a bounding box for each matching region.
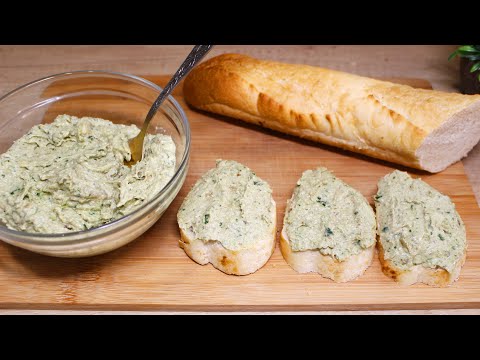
[353,211,358,215]
[438,234,445,241]
[382,226,389,232]
[325,227,333,236]
[374,195,382,201]
[316,197,327,206]
[253,181,260,185]
[204,214,210,224]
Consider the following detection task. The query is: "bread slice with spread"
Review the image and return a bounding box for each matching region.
[177,160,276,275]
[280,168,376,282]
[375,170,467,286]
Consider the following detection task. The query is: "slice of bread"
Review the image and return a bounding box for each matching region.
[375,170,467,286]
[280,168,376,283]
[177,160,276,275]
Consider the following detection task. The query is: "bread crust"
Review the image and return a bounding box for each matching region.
[377,240,466,287]
[279,228,374,283]
[184,54,480,172]
[178,208,276,276]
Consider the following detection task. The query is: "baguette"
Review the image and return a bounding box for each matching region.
[177,160,276,275]
[184,54,480,173]
[280,168,376,282]
[375,170,467,286]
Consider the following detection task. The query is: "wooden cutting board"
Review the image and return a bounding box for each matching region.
[0,75,479,311]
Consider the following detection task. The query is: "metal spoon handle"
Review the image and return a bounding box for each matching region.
[141,45,214,132]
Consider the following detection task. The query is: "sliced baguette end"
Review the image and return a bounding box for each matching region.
[279,228,375,283]
[179,213,276,276]
[377,241,466,287]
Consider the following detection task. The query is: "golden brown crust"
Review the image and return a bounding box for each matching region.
[184,54,480,172]
[377,240,466,287]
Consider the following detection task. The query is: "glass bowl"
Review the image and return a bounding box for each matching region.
[0,71,190,257]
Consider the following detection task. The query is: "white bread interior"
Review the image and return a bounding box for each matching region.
[417,101,480,172]
[179,200,276,276]
[280,227,375,283]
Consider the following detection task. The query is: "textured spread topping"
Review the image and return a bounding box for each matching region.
[375,170,466,273]
[177,160,274,251]
[284,168,376,261]
[0,114,176,233]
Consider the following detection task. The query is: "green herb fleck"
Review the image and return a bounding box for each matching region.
[325,227,333,237]
[382,226,389,232]
[438,234,445,241]
[253,181,261,185]
[204,214,210,224]
[316,197,327,206]
[374,195,382,201]
[354,211,358,215]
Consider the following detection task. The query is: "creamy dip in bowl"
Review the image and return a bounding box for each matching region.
[0,71,190,257]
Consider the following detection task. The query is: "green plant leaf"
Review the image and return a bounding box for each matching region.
[470,62,480,73]
[448,50,459,61]
[458,45,478,53]
[450,45,480,61]
[456,52,480,60]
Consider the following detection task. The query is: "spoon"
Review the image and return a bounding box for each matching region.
[125,44,214,167]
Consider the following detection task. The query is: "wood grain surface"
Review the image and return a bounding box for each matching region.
[0,75,479,312]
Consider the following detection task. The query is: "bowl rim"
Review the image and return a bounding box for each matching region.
[0,70,191,245]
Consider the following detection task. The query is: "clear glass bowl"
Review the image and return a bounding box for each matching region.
[0,71,190,257]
